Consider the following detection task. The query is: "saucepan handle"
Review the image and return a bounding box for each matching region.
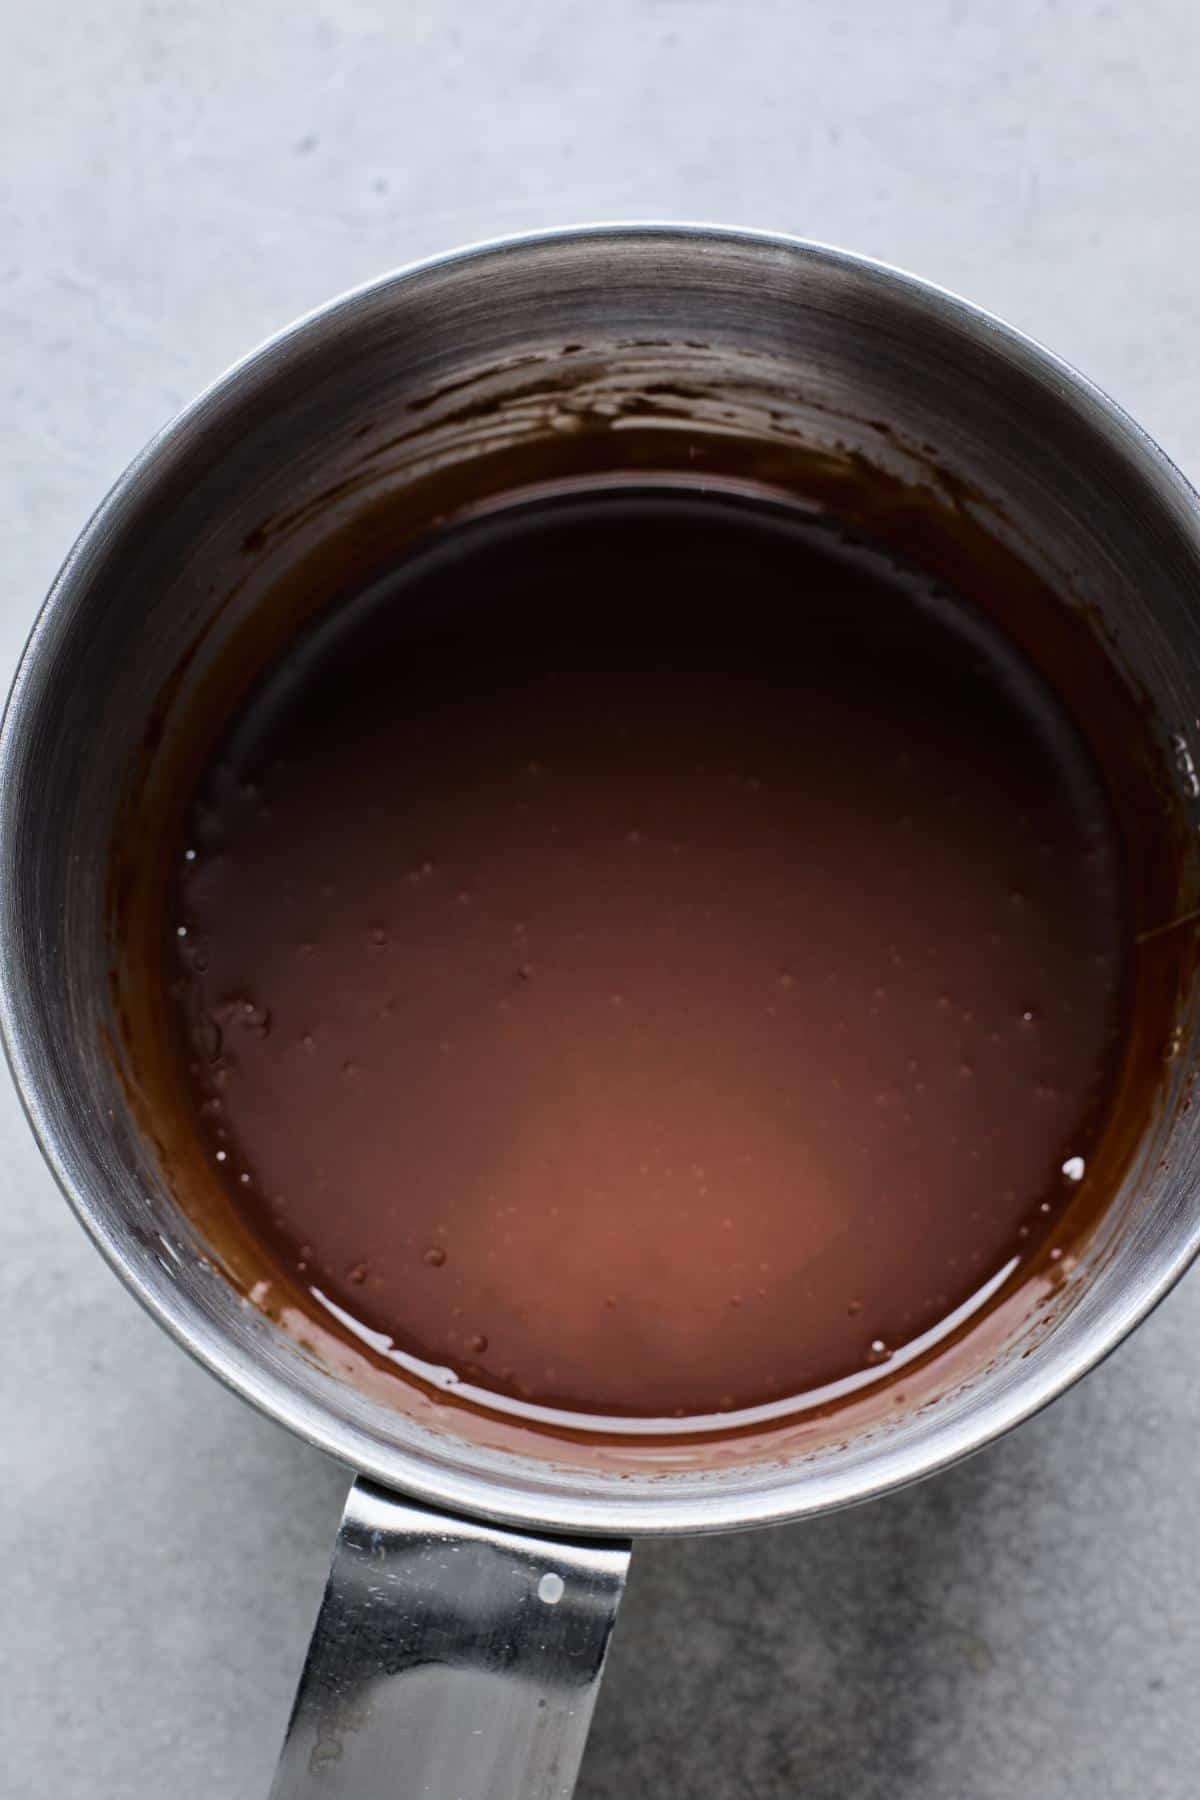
[269,1477,631,1799]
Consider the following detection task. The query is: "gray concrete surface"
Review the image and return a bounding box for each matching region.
[2,2,1199,1795]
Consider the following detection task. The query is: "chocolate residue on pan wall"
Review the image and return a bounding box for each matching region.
[107,348,1196,1475]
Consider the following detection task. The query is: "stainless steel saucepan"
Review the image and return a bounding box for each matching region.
[4,226,1200,1798]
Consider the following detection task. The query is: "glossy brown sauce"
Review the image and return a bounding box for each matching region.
[166,488,1133,1428]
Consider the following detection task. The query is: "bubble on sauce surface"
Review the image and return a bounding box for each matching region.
[215,996,272,1038]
